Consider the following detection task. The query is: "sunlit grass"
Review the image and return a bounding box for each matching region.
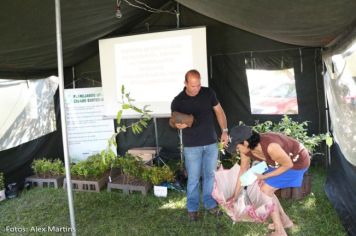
[0,166,346,236]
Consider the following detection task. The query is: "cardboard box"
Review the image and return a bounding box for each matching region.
[127,147,161,164]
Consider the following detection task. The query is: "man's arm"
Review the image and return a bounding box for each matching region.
[213,103,228,145]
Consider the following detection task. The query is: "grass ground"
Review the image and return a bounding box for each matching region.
[0,166,346,236]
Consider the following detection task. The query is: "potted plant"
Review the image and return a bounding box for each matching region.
[31,159,64,178]
[148,165,174,186]
[108,152,175,197]
[100,85,155,195]
[70,154,110,180]
[0,172,5,201]
[115,154,146,183]
[26,159,65,188]
[66,153,117,192]
[107,153,152,195]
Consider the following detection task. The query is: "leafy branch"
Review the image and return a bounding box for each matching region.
[228,115,333,165]
[253,115,333,155]
[102,85,152,165]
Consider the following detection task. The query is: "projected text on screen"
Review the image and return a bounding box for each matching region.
[99,27,208,118]
[114,35,192,103]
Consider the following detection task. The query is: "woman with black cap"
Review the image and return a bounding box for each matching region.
[226,125,310,236]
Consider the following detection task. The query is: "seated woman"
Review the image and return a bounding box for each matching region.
[225,125,309,236]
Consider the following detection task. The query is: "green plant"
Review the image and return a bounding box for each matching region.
[0,167,346,236]
[101,85,152,167]
[111,153,174,185]
[70,153,112,179]
[253,115,333,155]
[0,172,5,190]
[147,165,174,185]
[226,115,333,166]
[112,154,146,183]
[31,159,64,178]
[217,141,225,166]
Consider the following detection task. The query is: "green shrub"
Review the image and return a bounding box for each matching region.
[227,115,333,166]
[70,153,112,179]
[253,115,332,154]
[31,159,64,177]
[147,165,174,185]
[112,153,174,185]
[111,154,146,183]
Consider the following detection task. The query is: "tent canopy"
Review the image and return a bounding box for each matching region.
[0,0,355,73]
[176,0,356,47]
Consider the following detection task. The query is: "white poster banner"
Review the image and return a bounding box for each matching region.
[64,87,115,162]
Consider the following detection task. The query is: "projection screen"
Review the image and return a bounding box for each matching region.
[99,27,208,118]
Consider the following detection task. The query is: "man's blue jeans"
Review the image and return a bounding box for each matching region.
[184,143,218,212]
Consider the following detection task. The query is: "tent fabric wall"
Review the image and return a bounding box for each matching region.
[210,48,326,135]
[176,0,356,47]
[323,40,356,166]
[325,143,356,236]
[322,40,356,235]
[0,77,59,151]
[116,118,180,157]
[0,90,64,187]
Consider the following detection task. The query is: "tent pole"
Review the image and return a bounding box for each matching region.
[153,117,167,166]
[55,0,77,235]
[176,2,180,28]
[322,59,331,166]
[324,83,331,166]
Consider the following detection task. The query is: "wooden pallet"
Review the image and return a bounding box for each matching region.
[107,175,151,196]
[25,175,65,188]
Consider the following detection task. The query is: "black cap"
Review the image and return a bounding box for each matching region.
[226,125,253,154]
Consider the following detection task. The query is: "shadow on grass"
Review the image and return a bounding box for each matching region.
[280,167,346,236]
[0,166,346,236]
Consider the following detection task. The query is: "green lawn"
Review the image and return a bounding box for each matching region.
[0,167,346,236]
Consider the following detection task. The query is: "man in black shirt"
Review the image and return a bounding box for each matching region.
[170,69,228,221]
